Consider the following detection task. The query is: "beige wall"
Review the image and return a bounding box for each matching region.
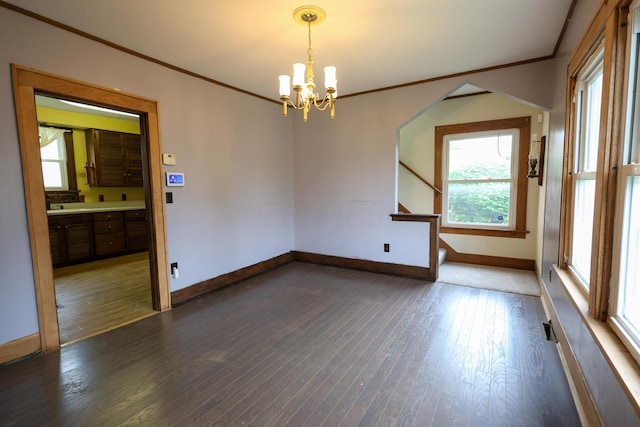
[398,92,545,262]
[292,63,555,265]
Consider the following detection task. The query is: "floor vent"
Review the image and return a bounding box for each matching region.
[543,319,558,343]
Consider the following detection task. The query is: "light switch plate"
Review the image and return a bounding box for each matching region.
[162,153,176,165]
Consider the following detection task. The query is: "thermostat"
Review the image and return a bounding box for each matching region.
[166,172,185,187]
[162,153,176,165]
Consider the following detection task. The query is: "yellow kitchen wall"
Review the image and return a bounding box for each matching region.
[37,106,145,203]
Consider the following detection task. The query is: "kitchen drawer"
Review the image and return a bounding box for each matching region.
[125,210,146,220]
[93,211,124,222]
[94,219,124,235]
[95,232,125,256]
[48,213,93,226]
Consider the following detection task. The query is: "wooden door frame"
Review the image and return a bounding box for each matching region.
[12,64,171,352]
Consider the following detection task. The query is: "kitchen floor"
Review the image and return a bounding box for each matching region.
[54,251,156,344]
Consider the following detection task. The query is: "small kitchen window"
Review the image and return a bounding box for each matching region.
[39,126,76,192]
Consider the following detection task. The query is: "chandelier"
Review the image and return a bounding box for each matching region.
[278,6,337,122]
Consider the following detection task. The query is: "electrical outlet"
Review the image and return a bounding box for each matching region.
[171,262,179,279]
[384,243,390,252]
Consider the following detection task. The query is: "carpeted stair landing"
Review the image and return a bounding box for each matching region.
[437,262,541,296]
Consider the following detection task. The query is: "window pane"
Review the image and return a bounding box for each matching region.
[41,161,63,188]
[447,182,510,225]
[619,176,640,332]
[40,140,61,160]
[628,37,640,165]
[571,178,596,285]
[584,71,602,171]
[448,135,512,180]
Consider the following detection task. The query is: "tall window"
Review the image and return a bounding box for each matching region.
[610,5,640,364]
[568,48,604,291]
[435,117,530,238]
[39,127,69,190]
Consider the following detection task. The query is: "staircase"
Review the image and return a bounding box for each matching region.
[439,247,447,266]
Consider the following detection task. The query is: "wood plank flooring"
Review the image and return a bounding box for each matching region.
[0,262,580,426]
[54,252,155,344]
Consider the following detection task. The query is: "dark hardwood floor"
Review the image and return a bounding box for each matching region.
[0,262,580,426]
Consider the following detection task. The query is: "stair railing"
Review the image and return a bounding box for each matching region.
[399,160,442,194]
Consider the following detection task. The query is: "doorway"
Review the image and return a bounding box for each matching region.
[12,65,171,353]
[36,95,155,344]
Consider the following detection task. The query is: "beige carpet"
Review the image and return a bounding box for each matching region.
[437,262,541,296]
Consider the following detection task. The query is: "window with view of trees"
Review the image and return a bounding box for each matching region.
[567,47,603,291]
[556,0,640,400]
[609,4,640,365]
[444,131,516,228]
[434,117,530,238]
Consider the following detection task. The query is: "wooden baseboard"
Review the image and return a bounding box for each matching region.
[171,252,296,306]
[0,333,40,365]
[539,280,602,427]
[295,251,434,281]
[439,238,535,271]
[172,251,436,306]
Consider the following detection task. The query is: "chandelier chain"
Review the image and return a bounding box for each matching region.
[307,17,313,58]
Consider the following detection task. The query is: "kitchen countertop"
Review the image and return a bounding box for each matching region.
[47,206,145,216]
[47,201,146,216]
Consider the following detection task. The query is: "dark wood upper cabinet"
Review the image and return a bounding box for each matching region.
[85,129,143,187]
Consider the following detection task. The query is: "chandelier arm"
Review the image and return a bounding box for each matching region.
[313,102,331,112]
[285,100,305,110]
[311,94,335,109]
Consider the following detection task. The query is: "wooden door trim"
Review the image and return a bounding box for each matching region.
[11,64,171,353]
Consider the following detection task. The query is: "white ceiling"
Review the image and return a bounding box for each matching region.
[6,0,573,100]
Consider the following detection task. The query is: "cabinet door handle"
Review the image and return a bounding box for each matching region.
[108,225,112,230]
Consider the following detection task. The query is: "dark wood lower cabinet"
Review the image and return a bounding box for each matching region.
[94,212,125,257]
[49,209,148,267]
[125,210,148,251]
[48,214,94,266]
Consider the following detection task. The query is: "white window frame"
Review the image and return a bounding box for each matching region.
[441,129,519,231]
[40,132,69,191]
[568,46,604,291]
[609,2,640,365]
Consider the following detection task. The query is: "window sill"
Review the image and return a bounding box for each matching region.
[554,265,640,415]
[440,225,527,239]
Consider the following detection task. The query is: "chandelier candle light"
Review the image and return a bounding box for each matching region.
[279,5,337,122]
